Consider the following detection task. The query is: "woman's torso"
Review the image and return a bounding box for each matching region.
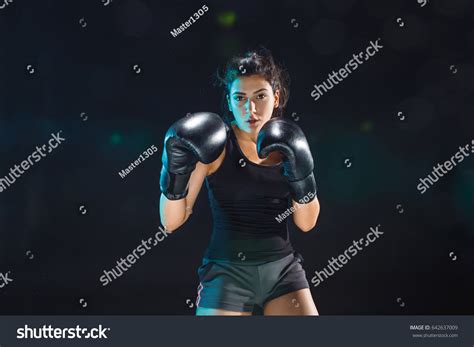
[202,124,294,265]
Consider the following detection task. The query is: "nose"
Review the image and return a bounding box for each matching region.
[245,99,256,115]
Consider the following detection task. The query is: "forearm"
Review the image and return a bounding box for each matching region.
[292,197,320,232]
[159,193,190,232]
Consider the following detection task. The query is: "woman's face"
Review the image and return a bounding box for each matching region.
[227,74,280,134]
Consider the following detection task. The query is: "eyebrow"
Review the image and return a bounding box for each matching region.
[232,88,268,96]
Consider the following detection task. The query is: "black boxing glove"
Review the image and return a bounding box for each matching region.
[160,112,227,200]
[257,117,317,204]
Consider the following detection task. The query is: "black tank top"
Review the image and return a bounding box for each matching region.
[203,126,295,264]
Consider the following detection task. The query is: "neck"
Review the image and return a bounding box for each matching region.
[231,122,258,143]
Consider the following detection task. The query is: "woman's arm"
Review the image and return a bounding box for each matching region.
[292,197,320,232]
[159,147,226,233]
[158,112,227,233]
[256,118,319,233]
[160,161,209,233]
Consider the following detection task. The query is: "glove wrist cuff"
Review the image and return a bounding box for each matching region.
[160,167,192,200]
[289,173,317,204]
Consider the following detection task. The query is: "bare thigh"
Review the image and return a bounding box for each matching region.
[263,288,319,316]
[196,306,253,316]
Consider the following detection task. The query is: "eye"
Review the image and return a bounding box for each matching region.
[234,96,244,101]
[257,94,267,99]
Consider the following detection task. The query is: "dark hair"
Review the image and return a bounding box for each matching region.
[214,46,290,124]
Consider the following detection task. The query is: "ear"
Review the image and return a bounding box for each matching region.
[274,89,280,108]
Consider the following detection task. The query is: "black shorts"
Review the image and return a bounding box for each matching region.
[195,251,309,313]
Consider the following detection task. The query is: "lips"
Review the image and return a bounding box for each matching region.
[247,118,259,125]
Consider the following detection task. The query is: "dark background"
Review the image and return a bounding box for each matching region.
[0,0,473,315]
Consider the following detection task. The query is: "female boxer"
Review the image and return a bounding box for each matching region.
[159,47,320,316]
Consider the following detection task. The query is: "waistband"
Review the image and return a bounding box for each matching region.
[201,250,303,267]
